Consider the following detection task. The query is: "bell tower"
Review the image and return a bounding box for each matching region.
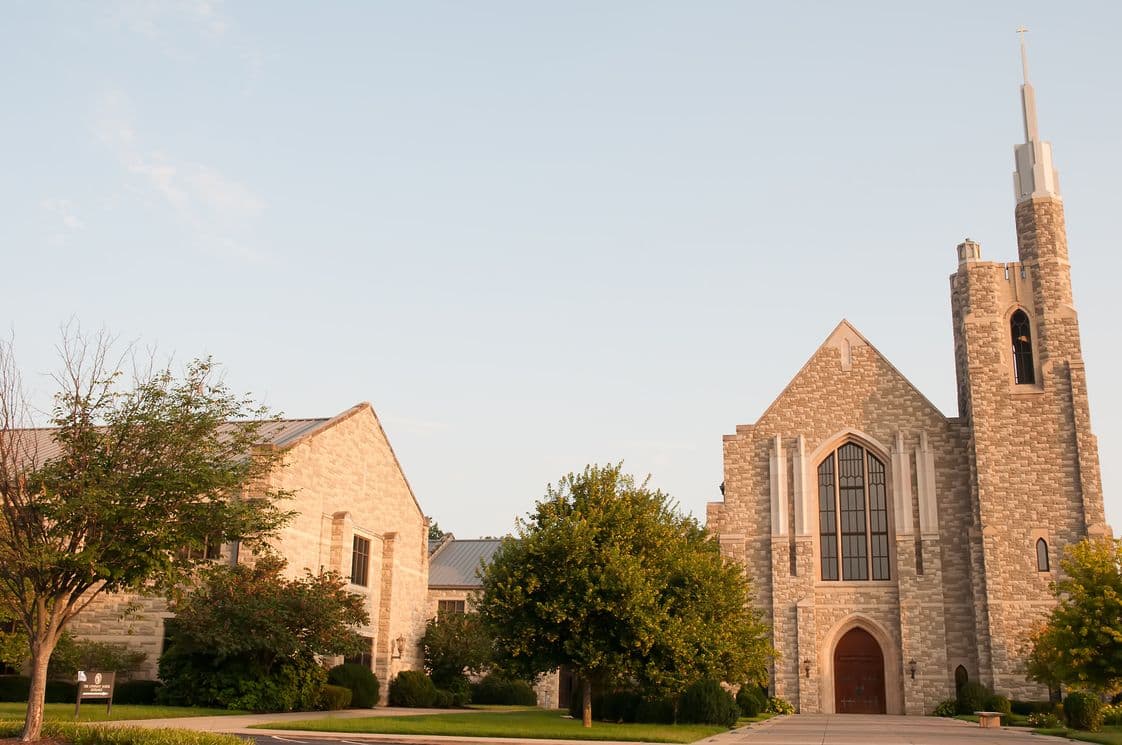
[949,31,1107,699]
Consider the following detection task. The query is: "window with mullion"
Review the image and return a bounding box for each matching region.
[818,454,838,581]
[818,443,891,582]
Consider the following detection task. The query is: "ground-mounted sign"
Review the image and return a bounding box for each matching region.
[74,670,115,719]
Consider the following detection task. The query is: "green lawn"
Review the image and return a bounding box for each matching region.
[260,708,730,743]
[1032,726,1122,744]
[0,702,245,722]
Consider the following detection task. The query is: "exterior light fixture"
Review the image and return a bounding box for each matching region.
[392,635,406,659]
[803,658,811,678]
[909,659,917,680]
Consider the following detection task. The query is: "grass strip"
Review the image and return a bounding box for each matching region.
[0,720,242,745]
[0,703,244,722]
[1033,726,1122,745]
[259,708,727,743]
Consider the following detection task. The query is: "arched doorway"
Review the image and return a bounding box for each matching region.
[833,627,886,714]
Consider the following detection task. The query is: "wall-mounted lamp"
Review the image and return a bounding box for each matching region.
[803,659,811,678]
[908,659,917,680]
[392,635,406,659]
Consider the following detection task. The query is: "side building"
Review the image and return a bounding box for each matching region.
[706,45,1108,714]
[70,402,430,696]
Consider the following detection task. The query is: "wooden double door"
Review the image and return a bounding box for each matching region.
[833,627,886,714]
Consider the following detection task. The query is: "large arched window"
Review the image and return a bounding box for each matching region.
[1011,310,1035,385]
[818,443,890,581]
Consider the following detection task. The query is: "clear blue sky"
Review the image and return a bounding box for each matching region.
[4,2,1120,538]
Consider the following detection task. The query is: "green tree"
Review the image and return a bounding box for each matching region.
[159,554,369,711]
[0,606,25,673]
[1028,538,1122,692]
[428,519,447,542]
[476,463,772,727]
[0,330,291,741]
[422,611,492,687]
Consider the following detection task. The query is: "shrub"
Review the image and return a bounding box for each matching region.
[471,673,536,706]
[320,684,353,710]
[327,663,380,708]
[445,675,471,707]
[766,696,794,715]
[1103,703,1122,726]
[1011,699,1052,716]
[389,670,437,707]
[736,685,767,717]
[433,688,454,708]
[1064,691,1103,731]
[634,697,675,724]
[932,699,957,717]
[114,680,162,705]
[598,690,642,723]
[677,680,739,728]
[49,636,148,681]
[983,694,1012,714]
[0,676,78,704]
[956,681,990,714]
[158,649,326,712]
[0,722,245,745]
[45,680,77,703]
[1028,711,1064,728]
[0,675,29,702]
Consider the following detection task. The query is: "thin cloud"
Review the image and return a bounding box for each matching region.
[40,199,86,245]
[108,0,230,41]
[95,90,267,261]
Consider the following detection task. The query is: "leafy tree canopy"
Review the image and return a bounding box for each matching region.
[158,555,370,712]
[166,554,369,667]
[1028,538,1122,693]
[422,610,492,686]
[476,463,772,727]
[0,329,293,740]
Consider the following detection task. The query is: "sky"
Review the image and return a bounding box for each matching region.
[3,1,1121,539]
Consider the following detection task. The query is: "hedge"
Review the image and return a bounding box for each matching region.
[326,664,379,708]
[0,722,243,745]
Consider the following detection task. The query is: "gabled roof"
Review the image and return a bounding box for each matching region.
[747,319,949,429]
[428,538,502,588]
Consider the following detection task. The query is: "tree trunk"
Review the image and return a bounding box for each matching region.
[21,639,53,742]
[582,676,592,728]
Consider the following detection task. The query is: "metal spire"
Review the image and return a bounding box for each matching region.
[1012,27,1060,203]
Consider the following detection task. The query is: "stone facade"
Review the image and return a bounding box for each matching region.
[707,81,1107,713]
[74,403,430,701]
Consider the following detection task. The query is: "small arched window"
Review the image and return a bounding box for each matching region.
[1011,310,1035,385]
[1036,538,1050,572]
[817,443,890,581]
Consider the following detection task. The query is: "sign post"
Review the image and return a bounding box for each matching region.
[74,670,115,720]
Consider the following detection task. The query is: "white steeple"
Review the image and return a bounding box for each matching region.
[1013,27,1061,203]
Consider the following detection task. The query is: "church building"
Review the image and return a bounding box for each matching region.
[706,42,1109,715]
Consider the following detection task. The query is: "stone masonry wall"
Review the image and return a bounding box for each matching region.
[950,197,1108,699]
[711,323,972,713]
[75,404,429,698]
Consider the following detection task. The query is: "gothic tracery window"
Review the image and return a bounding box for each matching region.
[1011,309,1036,385]
[818,443,890,581]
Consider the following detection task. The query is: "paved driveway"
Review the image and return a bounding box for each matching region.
[724,714,1058,744]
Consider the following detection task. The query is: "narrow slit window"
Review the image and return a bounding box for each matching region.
[1011,310,1036,384]
[351,535,371,586]
[818,455,838,581]
[1036,538,1050,572]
